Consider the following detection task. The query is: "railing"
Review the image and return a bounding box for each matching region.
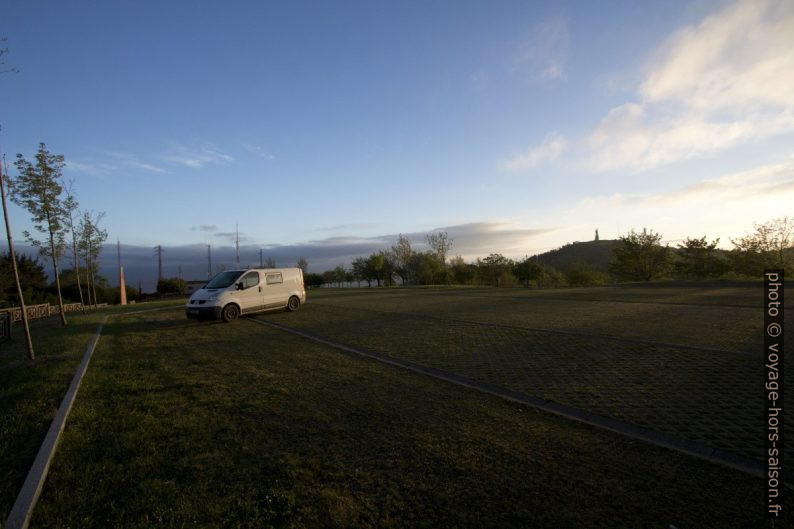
[48,303,85,315]
[0,302,101,324]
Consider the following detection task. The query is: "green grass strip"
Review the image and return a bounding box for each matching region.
[4,316,108,529]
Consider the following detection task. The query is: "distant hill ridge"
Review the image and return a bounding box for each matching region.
[534,239,621,273]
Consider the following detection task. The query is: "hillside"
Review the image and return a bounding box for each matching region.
[535,239,621,273]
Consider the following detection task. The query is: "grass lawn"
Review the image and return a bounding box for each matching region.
[0,300,185,522]
[264,286,792,461]
[29,305,784,528]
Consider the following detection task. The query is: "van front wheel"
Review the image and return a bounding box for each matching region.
[221,304,240,322]
[287,296,300,312]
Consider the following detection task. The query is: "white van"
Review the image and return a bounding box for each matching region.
[186,268,306,322]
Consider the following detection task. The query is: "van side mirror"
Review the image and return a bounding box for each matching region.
[236,282,243,290]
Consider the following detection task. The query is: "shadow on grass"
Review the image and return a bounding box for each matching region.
[102,317,210,338]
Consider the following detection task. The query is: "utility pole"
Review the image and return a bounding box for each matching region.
[207,244,212,279]
[1,154,34,359]
[259,248,263,268]
[235,222,240,267]
[154,245,163,285]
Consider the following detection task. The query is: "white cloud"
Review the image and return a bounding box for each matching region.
[501,133,566,172]
[66,152,169,176]
[641,0,794,111]
[164,145,234,168]
[108,152,169,173]
[241,142,276,160]
[582,157,794,207]
[417,222,556,258]
[64,160,119,176]
[587,0,794,172]
[510,17,569,82]
[569,157,794,245]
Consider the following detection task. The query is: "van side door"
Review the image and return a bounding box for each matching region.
[263,272,286,308]
[234,271,264,313]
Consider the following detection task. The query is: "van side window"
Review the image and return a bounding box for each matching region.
[266,273,283,285]
[242,272,259,289]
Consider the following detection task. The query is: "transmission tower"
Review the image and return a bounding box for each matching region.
[154,245,163,282]
[235,223,240,267]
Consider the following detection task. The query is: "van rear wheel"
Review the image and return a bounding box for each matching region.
[221,304,240,322]
[287,296,300,312]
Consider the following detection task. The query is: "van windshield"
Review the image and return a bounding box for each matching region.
[205,271,244,289]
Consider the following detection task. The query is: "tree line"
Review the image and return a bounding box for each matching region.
[306,217,793,289]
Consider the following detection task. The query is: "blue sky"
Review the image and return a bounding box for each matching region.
[2,0,793,284]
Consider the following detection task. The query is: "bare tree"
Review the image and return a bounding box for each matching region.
[12,144,68,325]
[426,231,453,264]
[296,257,308,273]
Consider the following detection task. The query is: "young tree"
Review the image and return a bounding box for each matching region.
[426,231,452,284]
[675,236,727,278]
[609,228,673,282]
[730,217,793,276]
[333,265,347,287]
[565,260,608,287]
[1,160,34,358]
[539,264,567,288]
[296,257,308,273]
[351,256,367,287]
[62,182,85,310]
[12,143,68,325]
[408,252,441,285]
[366,253,386,287]
[304,272,323,289]
[479,253,513,286]
[78,211,108,307]
[390,234,413,285]
[514,256,544,288]
[449,255,474,285]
